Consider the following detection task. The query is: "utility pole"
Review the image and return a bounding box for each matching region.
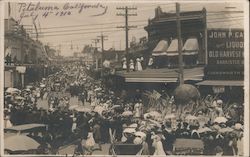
[117,6,137,72]
[97,34,108,76]
[176,3,184,85]
[92,38,100,70]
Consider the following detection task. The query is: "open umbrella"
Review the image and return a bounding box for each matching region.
[214,117,228,124]
[15,96,25,100]
[94,87,102,91]
[185,115,198,121]
[94,106,105,115]
[197,127,213,133]
[148,111,162,119]
[54,83,60,86]
[5,95,12,98]
[219,127,234,133]
[122,111,133,117]
[111,105,121,109]
[123,128,136,134]
[164,114,176,120]
[173,84,200,105]
[128,123,138,128]
[69,105,79,110]
[26,85,33,89]
[40,84,46,88]
[112,105,124,113]
[6,88,20,94]
[4,135,40,151]
[75,106,91,112]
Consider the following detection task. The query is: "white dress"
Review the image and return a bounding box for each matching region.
[153,139,166,155]
[136,58,143,71]
[5,116,12,128]
[86,132,95,147]
[129,60,135,71]
[122,61,127,70]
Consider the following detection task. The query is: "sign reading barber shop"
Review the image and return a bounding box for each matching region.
[206,28,244,80]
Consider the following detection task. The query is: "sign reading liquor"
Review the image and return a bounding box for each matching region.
[207,29,244,65]
[206,28,244,80]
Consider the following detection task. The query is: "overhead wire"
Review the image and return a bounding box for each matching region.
[45,17,243,47]
[36,13,242,32]
[32,15,243,36]
[36,17,243,38]
[36,5,243,49]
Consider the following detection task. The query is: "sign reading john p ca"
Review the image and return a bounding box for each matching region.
[206,28,244,80]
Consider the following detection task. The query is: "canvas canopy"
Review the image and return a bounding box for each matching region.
[152,40,168,56]
[166,38,199,56]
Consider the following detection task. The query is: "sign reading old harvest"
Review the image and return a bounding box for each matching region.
[205,28,244,80]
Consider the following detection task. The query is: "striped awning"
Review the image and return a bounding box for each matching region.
[152,40,168,56]
[182,37,199,55]
[166,39,179,56]
[166,38,199,56]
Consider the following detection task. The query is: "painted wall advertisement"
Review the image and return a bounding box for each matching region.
[205,28,244,80]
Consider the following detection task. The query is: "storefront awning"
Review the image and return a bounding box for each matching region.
[182,37,199,55]
[166,38,199,56]
[166,39,179,56]
[196,80,244,86]
[152,40,168,56]
[116,67,204,83]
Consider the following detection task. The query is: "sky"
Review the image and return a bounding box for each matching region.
[4,1,244,56]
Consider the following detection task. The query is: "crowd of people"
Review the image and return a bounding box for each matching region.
[4,62,244,156]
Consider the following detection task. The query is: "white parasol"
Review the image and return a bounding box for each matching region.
[148,111,162,120]
[122,111,133,117]
[111,105,121,109]
[6,88,20,94]
[214,117,228,124]
[133,137,143,145]
[75,106,92,112]
[40,84,46,88]
[123,128,136,134]
[164,114,176,120]
[94,105,105,115]
[26,85,33,89]
[5,95,12,98]
[15,96,25,100]
[94,87,102,91]
[69,105,79,110]
[197,127,213,133]
[23,88,31,92]
[185,115,198,121]
[128,123,138,128]
[219,127,234,133]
